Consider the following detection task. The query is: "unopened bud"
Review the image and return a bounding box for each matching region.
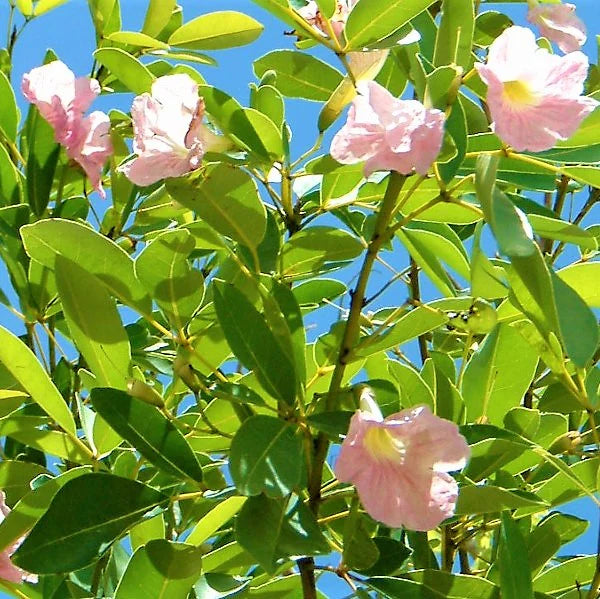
[127,379,164,407]
[173,354,201,393]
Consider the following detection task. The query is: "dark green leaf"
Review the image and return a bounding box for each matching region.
[499,511,534,599]
[91,388,203,482]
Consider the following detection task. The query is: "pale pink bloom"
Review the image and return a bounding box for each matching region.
[22,60,112,198]
[335,391,470,531]
[330,81,445,176]
[475,26,598,152]
[120,74,227,187]
[0,492,37,584]
[527,2,586,53]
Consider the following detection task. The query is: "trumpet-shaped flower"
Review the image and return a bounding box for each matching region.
[335,393,470,531]
[22,60,112,198]
[527,2,586,54]
[0,492,37,584]
[330,81,445,176]
[120,74,227,187]
[475,26,598,152]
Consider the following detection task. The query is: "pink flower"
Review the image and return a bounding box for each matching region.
[527,2,586,54]
[22,60,112,198]
[120,74,227,187]
[475,26,598,152]
[0,492,37,584]
[330,81,445,176]
[335,392,470,531]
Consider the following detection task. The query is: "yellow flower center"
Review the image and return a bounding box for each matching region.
[363,427,407,462]
[503,80,537,107]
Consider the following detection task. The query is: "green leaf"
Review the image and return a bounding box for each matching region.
[433,0,474,70]
[0,325,76,434]
[21,219,152,314]
[15,0,33,16]
[343,509,379,571]
[557,263,600,308]
[551,270,599,367]
[91,388,203,482]
[187,496,247,546]
[280,226,364,278]
[528,214,597,251]
[389,361,435,412]
[0,467,90,553]
[115,540,203,599]
[462,324,538,425]
[88,0,121,37]
[169,11,263,50]
[213,281,297,404]
[106,31,169,49]
[499,511,534,599]
[94,47,155,94]
[455,486,547,515]
[254,50,344,102]
[142,0,176,37]
[344,0,436,50]
[166,166,266,249]
[0,70,18,142]
[533,555,596,594]
[25,108,60,217]
[0,461,48,505]
[12,474,169,574]
[33,0,67,15]
[135,229,204,330]
[0,143,21,206]
[235,494,328,574]
[230,415,303,497]
[55,256,131,389]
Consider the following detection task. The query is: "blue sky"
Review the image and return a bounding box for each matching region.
[0,0,599,597]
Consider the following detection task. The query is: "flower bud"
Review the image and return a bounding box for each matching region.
[127,379,164,407]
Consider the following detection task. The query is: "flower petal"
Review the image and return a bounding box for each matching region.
[527,3,586,53]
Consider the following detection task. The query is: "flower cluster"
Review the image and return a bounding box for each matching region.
[0,492,36,584]
[22,60,113,198]
[335,391,470,530]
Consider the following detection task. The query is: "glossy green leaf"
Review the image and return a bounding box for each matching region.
[91,388,203,482]
[462,324,538,425]
[280,226,364,277]
[499,511,534,599]
[166,166,266,249]
[254,50,344,102]
[455,486,547,515]
[230,415,303,497]
[115,540,203,599]
[142,0,176,37]
[213,281,297,404]
[12,474,169,573]
[55,256,131,389]
[94,47,155,94]
[21,219,152,314]
[433,0,474,70]
[25,108,60,217]
[0,143,21,206]
[0,70,18,142]
[344,0,436,50]
[33,0,67,15]
[187,496,247,546]
[389,361,435,411]
[557,263,600,307]
[0,325,76,434]
[533,555,596,594]
[0,467,90,553]
[15,0,33,16]
[235,494,328,573]
[135,229,204,330]
[169,11,263,50]
[528,214,597,250]
[106,30,168,49]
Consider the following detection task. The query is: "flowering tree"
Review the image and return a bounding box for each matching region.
[0,0,599,597]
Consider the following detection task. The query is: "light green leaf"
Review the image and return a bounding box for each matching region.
[0,71,18,142]
[533,555,596,594]
[135,229,204,330]
[142,0,176,37]
[55,256,131,389]
[106,30,168,49]
[169,11,263,50]
[254,50,344,102]
[433,0,474,70]
[455,486,547,515]
[33,0,67,15]
[557,263,600,308]
[499,511,534,599]
[166,166,266,249]
[187,496,247,546]
[230,415,303,497]
[94,47,155,94]
[21,219,152,314]
[0,325,75,434]
[115,540,203,599]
